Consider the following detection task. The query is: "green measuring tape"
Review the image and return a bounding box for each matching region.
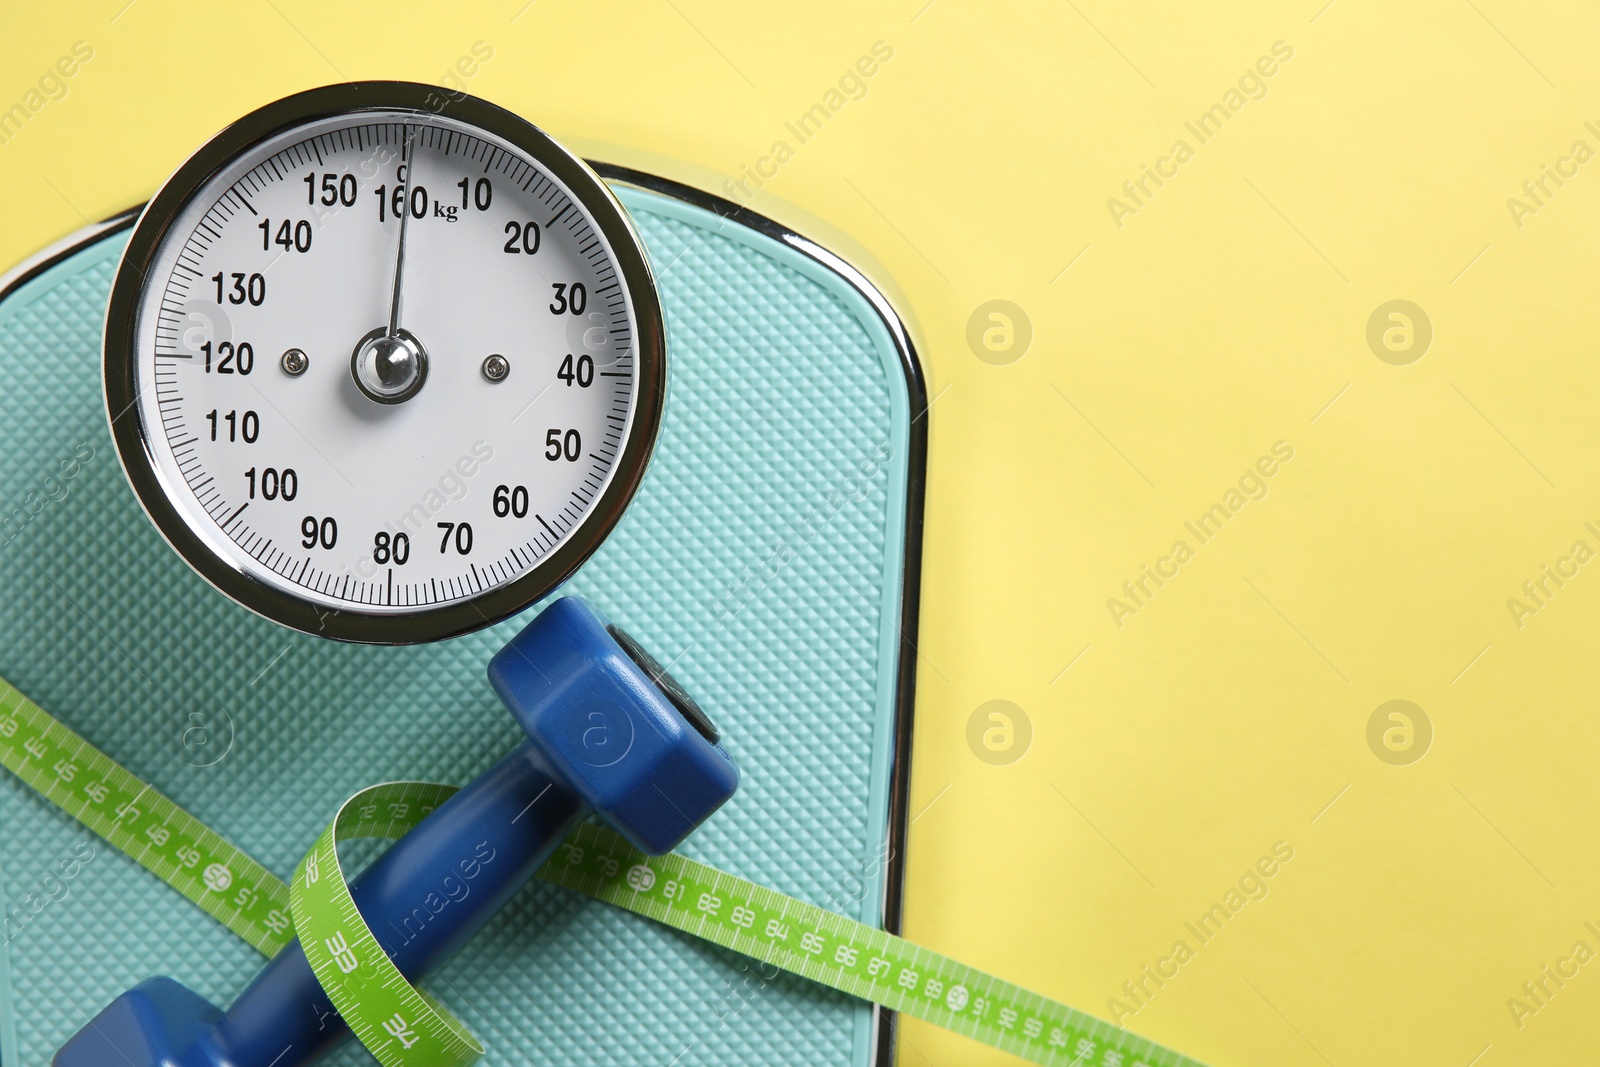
[0,679,292,956]
[0,677,1207,1067]
[292,782,483,1067]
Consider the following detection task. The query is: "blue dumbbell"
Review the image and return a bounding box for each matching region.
[55,597,739,1067]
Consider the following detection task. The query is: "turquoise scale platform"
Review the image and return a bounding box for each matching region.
[0,178,921,1067]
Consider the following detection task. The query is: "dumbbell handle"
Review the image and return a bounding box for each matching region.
[215,741,584,1067]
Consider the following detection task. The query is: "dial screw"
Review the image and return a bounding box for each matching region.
[280,348,309,377]
[481,354,510,383]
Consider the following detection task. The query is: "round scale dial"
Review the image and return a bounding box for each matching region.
[105,83,665,643]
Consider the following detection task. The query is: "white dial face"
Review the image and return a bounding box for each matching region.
[129,111,642,618]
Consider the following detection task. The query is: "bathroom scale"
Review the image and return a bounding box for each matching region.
[0,161,927,1067]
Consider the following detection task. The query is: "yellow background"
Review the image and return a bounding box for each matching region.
[3,2,1599,1065]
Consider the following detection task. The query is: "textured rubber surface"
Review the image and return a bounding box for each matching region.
[0,184,911,1067]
